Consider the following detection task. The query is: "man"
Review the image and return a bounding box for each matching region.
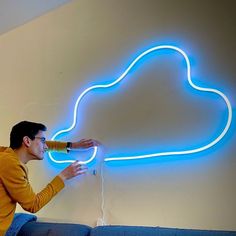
[0,121,100,235]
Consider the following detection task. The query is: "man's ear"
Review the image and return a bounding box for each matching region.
[22,136,31,148]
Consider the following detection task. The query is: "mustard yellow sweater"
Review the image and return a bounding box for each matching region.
[0,141,67,235]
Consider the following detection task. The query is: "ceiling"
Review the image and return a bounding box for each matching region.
[0,0,72,35]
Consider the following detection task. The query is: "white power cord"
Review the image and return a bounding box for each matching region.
[96,159,106,226]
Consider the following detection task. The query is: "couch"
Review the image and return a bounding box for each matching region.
[17,222,236,236]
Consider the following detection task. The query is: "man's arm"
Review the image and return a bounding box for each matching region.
[45,141,67,153]
[1,159,65,213]
[46,139,100,153]
[2,158,87,213]
[0,139,100,153]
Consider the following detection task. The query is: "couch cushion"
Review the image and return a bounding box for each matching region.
[90,225,236,236]
[17,221,91,236]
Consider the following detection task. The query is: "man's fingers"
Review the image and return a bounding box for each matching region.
[71,161,87,175]
[80,139,101,148]
[76,170,87,176]
[73,167,88,177]
[72,161,87,169]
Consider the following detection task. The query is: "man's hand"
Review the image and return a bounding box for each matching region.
[71,139,101,149]
[58,161,87,181]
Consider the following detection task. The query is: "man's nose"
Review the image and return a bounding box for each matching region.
[44,143,48,150]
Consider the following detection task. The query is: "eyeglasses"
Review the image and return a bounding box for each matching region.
[34,136,46,144]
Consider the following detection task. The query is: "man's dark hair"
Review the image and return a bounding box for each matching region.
[10,121,47,149]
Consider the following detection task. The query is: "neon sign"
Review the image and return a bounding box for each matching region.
[48,45,232,164]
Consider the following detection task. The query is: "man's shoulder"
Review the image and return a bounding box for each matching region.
[0,148,19,170]
[0,146,9,152]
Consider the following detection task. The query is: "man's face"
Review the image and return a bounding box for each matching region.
[28,130,48,160]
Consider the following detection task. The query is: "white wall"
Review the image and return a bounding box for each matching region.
[0,0,235,230]
[0,0,72,34]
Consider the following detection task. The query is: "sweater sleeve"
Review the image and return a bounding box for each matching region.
[46,141,67,153]
[1,159,65,213]
[2,142,68,153]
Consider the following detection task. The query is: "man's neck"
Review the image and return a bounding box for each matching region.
[14,148,30,164]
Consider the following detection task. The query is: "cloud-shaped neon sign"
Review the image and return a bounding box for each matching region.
[48,45,232,164]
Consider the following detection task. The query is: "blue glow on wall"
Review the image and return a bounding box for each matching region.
[48,45,232,165]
